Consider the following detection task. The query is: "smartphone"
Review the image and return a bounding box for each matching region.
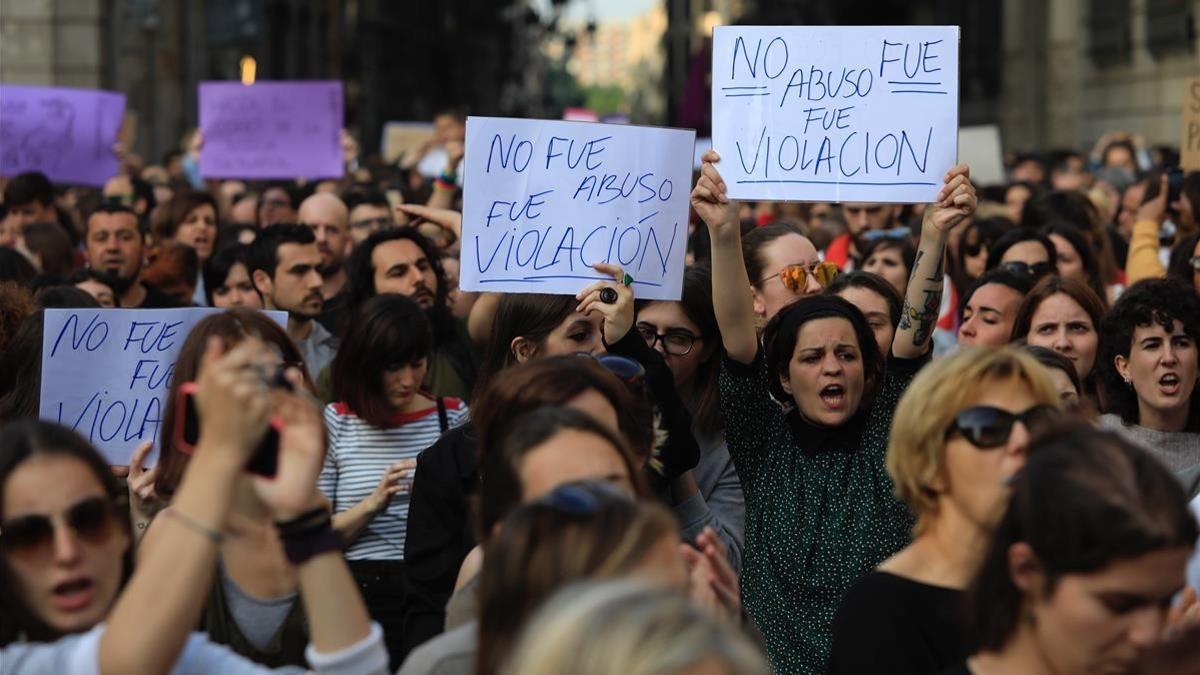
[1167,168,1184,208]
[174,382,282,477]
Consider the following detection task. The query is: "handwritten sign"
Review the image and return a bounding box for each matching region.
[39,308,286,465]
[711,26,960,203]
[460,117,695,301]
[1183,77,1200,171]
[0,84,125,186]
[198,80,344,179]
[381,122,434,164]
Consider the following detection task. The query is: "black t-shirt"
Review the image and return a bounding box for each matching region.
[826,571,968,675]
[135,283,185,308]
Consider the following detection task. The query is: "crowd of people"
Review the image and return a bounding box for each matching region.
[0,106,1199,675]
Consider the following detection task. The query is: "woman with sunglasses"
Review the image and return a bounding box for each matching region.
[1010,276,1105,416]
[985,227,1057,281]
[741,222,838,321]
[634,264,746,571]
[692,150,977,674]
[1097,278,1200,471]
[827,347,1060,675]
[0,340,387,673]
[946,424,1197,675]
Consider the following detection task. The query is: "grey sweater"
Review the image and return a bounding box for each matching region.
[1099,414,1200,472]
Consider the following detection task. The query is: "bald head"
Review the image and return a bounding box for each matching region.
[299,192,350,269]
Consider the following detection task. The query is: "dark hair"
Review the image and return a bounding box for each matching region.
[826,270,903,329]
[157,191,218,241]
[141,240,198,305]
[985,227,1058,273]
[0,248,37,287]
[477,406,643,541]
[645,265,724,436]
[965,424,1197,651]
[1101,140,1140,174]
[1021,190,1098,232]
[154,309,312,498]
[475,480,675,675]
[345,227,450,333]
[0,308,43,421]
[247,223,315,279]
[1021,345,1081,397]
[21,222,75,279]
[959,267,1036,321]
[860,236,916,276]
[434,106,469,124]
[202,244,258,307]
[0,421,132,641]
[342,188,390,213]
[2,172,54,208]
[952,216,1015,293]
[0,282,34,354]
[35,286,100,310]
[1167,233,1200,285]
[476,293,579,389]
[1010,276,1106,357]
[331,294,433,428]
[743,221,808,287]
[1097,278,1200,430]
[1038,223,1107,306]
[762,294,883,407]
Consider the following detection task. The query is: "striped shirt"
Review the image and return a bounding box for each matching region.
[320,398,469,561]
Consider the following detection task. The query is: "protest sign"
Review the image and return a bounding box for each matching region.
[958,125,1005,186]
[711,25,960,203]
[1182,77,1200,171]
[198,80,344,179]
[381,122,434,164]
[0,84,125,186]
[39,308,286,466]
[461,117,695,301]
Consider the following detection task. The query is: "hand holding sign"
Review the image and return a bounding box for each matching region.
[575,262,636,344]
[690,150,739,233]
[924,164,976,233]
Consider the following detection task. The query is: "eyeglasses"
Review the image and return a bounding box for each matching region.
[761,261,840,293]
[636,324,702,356]
[946,404,1059,448]
[0,496,118,560]
[351,216,393,232]
[1000,260,1053,279]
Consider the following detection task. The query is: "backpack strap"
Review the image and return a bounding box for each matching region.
[437,396,449,434]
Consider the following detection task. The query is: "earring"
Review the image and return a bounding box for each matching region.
[1123,377,1132,386]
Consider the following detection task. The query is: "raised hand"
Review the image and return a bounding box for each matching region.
[690,150,739,233]
[575,262,635,344]
[923,164,977,233]
[251,368,330,520]
[194,337,273,467]
[395,203,462,241]
[681,526,742,622]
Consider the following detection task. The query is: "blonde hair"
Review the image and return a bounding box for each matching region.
[503,580,770,675]
[886,346,1060,534]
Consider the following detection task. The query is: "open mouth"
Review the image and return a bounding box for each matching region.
[819,384,847,410]
[1158,373,1181,396]
[51,577,95,611]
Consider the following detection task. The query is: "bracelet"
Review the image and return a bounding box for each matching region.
[162,507,224,543]
[434,176,456,191]
[281,524,343,565]
[275,506,328,535]
[278,512,333,542]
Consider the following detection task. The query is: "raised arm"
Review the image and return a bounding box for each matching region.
[690,151,757,364]
[893,164,977,360]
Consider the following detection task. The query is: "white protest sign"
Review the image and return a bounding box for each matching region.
[461,117,695,300]
[39,308,286,465]
[711,25,960,203]
[958,125,1005,187]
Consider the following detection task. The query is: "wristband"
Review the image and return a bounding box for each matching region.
[162,507,224,543]
[281,524,343,565]
[434,176,456,191]
[275,506,329,535]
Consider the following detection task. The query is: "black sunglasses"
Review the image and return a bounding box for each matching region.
[946,404,1058,448]
[530,482,630,519]
[0,496,118,559]
[1000,260,1053,279]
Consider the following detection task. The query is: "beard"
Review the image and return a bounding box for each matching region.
[96,267,138,294]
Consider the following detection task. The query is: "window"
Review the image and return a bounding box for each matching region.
[1145,0,1195,59]
[1088,0,1133,67]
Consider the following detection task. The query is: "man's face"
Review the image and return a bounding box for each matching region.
[6,201,54,231]
[256,242,324,319]
[299,196,350,270]
[85,212,143,285]
[371,239,438,308]
[102,175,137,210]
[259,188,296,227]
[434,115,466,144]
[841,203,896,238]
[348,204,393,245]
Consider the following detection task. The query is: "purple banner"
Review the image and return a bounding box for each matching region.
[198,80,344,179]
[0,84,125,186]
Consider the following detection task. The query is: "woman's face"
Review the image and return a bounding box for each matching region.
[938,378,1040,530]
[211,262,263,309]
[862,247,909,296]
[1001,240,1052,269]
[519,428,634,501]
[780,317,866,427]
[958,283,1025,348]
[636,301,709,391]
[1019,545,1190,675]
[1026,293,1098,380]
[524,311,606,360]
[1006,184,1032,224]
[1049,234,1087,285]
[2,455,129,635]
[753,233,822,320]
[834,286,895,357]
[1115,320,1199,426]
[75,280,116,308]
[175,203,218,262]
[960,230,990,280]
[1045,367,1081,408]
[381,357,429,412]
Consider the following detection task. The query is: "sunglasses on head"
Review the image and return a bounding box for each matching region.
[1000,260,1053,279]
[763,261,840,293]
[0,496,118,560]
[946,404,1059,448]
